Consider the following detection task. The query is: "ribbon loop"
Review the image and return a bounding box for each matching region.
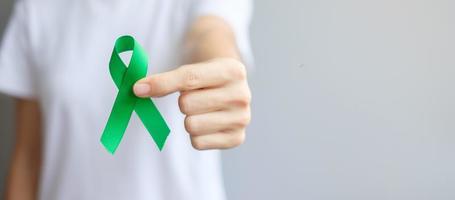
[101,35,170,154]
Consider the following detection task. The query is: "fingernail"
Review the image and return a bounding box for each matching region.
[133,83,151,97]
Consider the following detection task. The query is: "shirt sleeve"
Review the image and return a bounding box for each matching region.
[0,1,37,99]
[189,0,255,68]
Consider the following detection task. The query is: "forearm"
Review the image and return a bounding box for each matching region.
[184,15,241,63]
[6,148,41,200]
[5,99,42,200]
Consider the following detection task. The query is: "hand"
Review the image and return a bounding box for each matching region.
[133,58,251,150]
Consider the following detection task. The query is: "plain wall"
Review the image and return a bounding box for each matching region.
[1,0,455,200]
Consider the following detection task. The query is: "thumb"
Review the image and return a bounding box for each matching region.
[133,69,182,98]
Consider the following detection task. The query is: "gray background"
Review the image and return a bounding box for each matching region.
[1,0,454,199]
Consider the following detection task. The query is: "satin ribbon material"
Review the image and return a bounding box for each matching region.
[101,35,170,154]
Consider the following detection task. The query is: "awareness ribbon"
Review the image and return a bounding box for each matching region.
[101,35,170,154]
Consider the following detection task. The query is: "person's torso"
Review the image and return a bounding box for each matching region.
[24,0,225,199]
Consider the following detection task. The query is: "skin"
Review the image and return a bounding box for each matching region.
[5,99,42,200]
[134,16,251,150]
[5,15,251,200]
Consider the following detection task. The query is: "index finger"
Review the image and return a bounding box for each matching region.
[134,59,246,97]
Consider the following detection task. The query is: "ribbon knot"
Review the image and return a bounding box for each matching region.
[101,35,170,154]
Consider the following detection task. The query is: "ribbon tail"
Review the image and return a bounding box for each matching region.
[135,98,170,151]
[101,92,137,154]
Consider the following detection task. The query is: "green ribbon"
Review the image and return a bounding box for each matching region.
[101,35,170,154]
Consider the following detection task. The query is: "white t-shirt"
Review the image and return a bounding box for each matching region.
[0,0,252,200]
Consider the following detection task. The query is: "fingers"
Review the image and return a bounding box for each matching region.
[133,58,246,97]
[190,130,246,150]
[178,83,251,115]
[184,109,251,136]
[132,58,251,151]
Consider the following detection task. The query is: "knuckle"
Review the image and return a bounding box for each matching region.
[229,132,246,147]
[180,66,200,90]
[234,111,251,128]
[225,59,247,80]
[234,88,252,107]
